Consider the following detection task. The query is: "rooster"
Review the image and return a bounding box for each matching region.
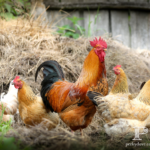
[88,65,150,136]
[13,76,59,130]
[35,37,108,134]
[0,80,18,122]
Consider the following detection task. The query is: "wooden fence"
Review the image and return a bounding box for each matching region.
[43,0,150,50]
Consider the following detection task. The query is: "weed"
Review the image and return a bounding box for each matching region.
[57,16,85,39]
[0,0,30,20]
[57,8,101,39]
[0,104,31,150]
[0,104,12,134]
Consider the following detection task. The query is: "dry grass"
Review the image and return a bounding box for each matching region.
[0,17,150,94]
[0,17,150,150]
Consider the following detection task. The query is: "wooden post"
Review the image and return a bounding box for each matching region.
[31,0,48,24]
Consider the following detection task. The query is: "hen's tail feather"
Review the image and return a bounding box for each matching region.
[87,91,103,106]
[140,81,146,90]
[35,60,64,112]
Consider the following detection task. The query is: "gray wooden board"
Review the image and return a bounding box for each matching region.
[83,0,107,2]
[61,0,79,2]
[47,10,73,27]
[47,10,84,34]
[46,9,150,50]
[44,0,59,3]
[129,0,148,2]
[111,10,130,47]
[44,0,150,10]
[130,11,150,50]
[83,10,109,37]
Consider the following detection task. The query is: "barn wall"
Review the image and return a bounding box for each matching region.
[44,0,150,50]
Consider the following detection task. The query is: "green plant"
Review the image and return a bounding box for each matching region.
[57,16,85,39]
[0,137,31,150]
[0,104,12,134]
[0,104,31,150]
[0,0,31,20]
[87,7,100,37]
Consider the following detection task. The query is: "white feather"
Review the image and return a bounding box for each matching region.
[0,80,18,115]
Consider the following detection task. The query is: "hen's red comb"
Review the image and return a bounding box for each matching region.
[13,76,20,82]
[114,65,121,69]
[90,37,107,48]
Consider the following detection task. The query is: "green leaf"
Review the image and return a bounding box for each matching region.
[0,12,16,20]
[75,24,85,35]
[4,3,11,13]
[57,30,64,34]
[11,8,18,15]
[58,25,71,30]
[72,33,80,39]
[94,7,100,24]
[88,21,92,37]
[64,31,74,37]
[68,16,83,25]
[57,25,75,33]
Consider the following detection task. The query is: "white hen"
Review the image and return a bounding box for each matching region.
[0,80,18,122]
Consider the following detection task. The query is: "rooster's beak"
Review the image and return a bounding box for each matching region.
[104,49,107,51]
[11,82,14,85]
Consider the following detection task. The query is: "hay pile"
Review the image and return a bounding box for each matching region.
[0,17,150,150]
[0,18,150,94]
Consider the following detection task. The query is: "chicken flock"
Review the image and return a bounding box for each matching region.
[0,37,150,137]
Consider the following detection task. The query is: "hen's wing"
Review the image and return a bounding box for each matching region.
[97,94,150,123]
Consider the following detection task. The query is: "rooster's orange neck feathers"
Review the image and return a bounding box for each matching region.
[75,49,105,90]
[110,68,129,94]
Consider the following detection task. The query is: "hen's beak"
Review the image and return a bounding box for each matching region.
[11,82,14,85]
[104,49,107,51]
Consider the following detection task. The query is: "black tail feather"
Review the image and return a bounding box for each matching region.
[87,91,103,106]
[35,60,64,112]
[140,81,146,90]
[35,60,64,82]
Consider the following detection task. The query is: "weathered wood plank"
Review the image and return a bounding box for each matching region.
[46,9,150,50]
[111,10,130,47]
[44,1,150,10]
[47,10,72,27]
[61,0,79,2]
[47,10,84,35]
[83,10,109,37]
[45,0,59,2]
[83,0,107,2]
[129,0,148,2]
[130,11,150,50]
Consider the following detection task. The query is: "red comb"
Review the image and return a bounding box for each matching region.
[114,65,121,69]
[90,37,107,48]
[13,76,20,82]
